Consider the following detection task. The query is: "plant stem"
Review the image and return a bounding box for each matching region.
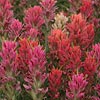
[45,19,50,53]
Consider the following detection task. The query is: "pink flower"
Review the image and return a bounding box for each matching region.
[26,28,39,38]
[40,0,57,22]
[23,6,44,38]
[66,74,88,99]
[24,6,44,28]
[0,0,13,35]
[0,41,17,87]
[48,68,62,99]
[0,41,16,72]
[28,46,46,84]
[8,19,22,40]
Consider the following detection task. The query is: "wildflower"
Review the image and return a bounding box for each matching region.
[80,0,93,18]
[83,55,97,76]
[48,29,70,67]
[15,38,32,73]
[67,13,95,50]
[48,68,62,99]
[24,6,44,29]
[0,0,13,35]
[40,0,57,22]
[48,29,68,51]
[89,43,100,66]
[0,40,17,99]
[24,6,44,38]
[66,74,88,99]
[65,46,82,71]
[15,38,47,100]
[0,41,16,72]
[8,19,22,40]
[52,12,68,32]
[28,46,46,84]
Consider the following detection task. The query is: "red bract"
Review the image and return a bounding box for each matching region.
[80,0,93,19]
[8,19,22,40]
[67,13,95,50]
[66,74,88,100]
[15,38,47,97]
[23,46,47,100]
[48,68,62,99]
[66,46,82,72]
[48,29,70,68]
[15,38,32,74]
[48,29,82,73]
[28,46,46,84]
[48,29,68,51]
[59,45,82,73]
[83,55,97,76]
[40,0,57,22]
[89,43,100,66]
[0,0,13,35]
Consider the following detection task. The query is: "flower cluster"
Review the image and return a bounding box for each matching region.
[66,74,88,100]
[24,6,44,38]
[67,13,95,50]
[48,69,62,99]
[0,0,13,35]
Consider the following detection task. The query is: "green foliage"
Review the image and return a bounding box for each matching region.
[57,0,69,11]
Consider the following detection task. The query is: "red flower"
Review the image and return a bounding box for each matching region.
[89,43,100,66]
[48,29,70,68]
[67,13,95,50]
[15,38,32,73]
[48,29,68,51]
[80,0,93,18]
[83,55,97,76]
[59,45,82,75]
[48,68,62,99]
